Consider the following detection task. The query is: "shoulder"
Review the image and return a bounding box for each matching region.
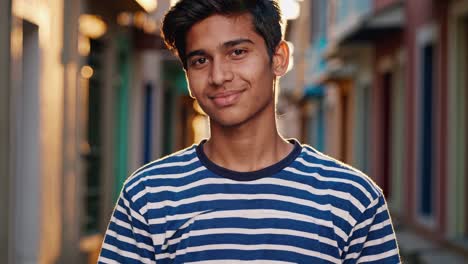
[122,144,202,195]
[293,143,383,207]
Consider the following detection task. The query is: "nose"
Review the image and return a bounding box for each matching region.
[208,58,233,87]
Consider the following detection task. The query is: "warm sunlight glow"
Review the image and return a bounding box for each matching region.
[81,65,94,79]
[193,101,206,115]
[134,0,157,13]
[12,0,50,47]
[287,41,294,72]
[10,25,22,59]
[79,14,107,39]
[134,11,147,28]
[144,19,158,34]
[192,115,210,143]
[78,34,90,57]
[279,0,301,20]
[117,12,132,26]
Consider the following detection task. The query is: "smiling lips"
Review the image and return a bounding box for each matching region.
[209,89,245,107]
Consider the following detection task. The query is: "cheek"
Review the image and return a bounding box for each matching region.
[242,58,274,93]
[240,61,269,84]
[247,54,272,79]
[187,75,204,98]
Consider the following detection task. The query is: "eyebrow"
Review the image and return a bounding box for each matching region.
[186,38,254,60]
[186,50,207,60]
[222,38,254,48]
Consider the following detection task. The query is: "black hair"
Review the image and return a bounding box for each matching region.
[161,0,283,69]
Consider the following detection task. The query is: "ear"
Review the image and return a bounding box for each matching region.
[272,40,290,76]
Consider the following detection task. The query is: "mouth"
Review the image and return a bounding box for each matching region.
[209,89,245,107]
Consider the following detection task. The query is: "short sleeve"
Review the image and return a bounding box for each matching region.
[342,194,401,264]
[98,186,156,264]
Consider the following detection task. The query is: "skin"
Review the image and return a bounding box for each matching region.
[185,13,292,172]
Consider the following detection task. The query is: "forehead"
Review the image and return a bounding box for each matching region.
[185,14,264,53]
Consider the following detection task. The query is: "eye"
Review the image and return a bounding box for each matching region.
[231,49,247,58]
[190,57,208,68]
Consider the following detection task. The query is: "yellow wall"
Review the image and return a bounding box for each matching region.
[12,0,65,263]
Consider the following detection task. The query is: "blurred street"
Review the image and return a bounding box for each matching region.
[1,0,468,263]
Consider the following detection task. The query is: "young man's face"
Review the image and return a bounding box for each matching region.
[185,14,289,127]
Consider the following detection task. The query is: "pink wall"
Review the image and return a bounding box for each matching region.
[374,0,401,12]
[371,32,403,199]
[404,0,430,226]
[404,0,448,238]
[434,0,449,237]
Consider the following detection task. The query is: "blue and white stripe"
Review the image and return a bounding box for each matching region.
[99,142,400,263]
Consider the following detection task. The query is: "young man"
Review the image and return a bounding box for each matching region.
[98,0,401,263]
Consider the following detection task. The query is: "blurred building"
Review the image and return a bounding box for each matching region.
[277,0,310,141]
[299,0,468,261]
[0,0,206,263]
[0,0,306,263]
[0,0,12,262]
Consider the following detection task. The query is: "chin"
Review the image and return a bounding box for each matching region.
[210,115,250,128]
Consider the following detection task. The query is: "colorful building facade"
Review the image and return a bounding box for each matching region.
[302,0,468,259]
[0,0,198,263]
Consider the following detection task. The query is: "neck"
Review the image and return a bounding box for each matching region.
[203,105,293,172]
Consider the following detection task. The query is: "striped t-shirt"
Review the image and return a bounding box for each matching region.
[98,140,400,264]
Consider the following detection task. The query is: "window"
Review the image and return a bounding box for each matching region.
[382,72,393,199]
[419,41,436,218]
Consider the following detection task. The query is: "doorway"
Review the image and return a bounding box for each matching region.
[12,19,41,263]
[381,72,393,199]
[419,42,436,218]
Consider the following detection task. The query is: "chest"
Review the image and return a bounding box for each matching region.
[147,184,342,263]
